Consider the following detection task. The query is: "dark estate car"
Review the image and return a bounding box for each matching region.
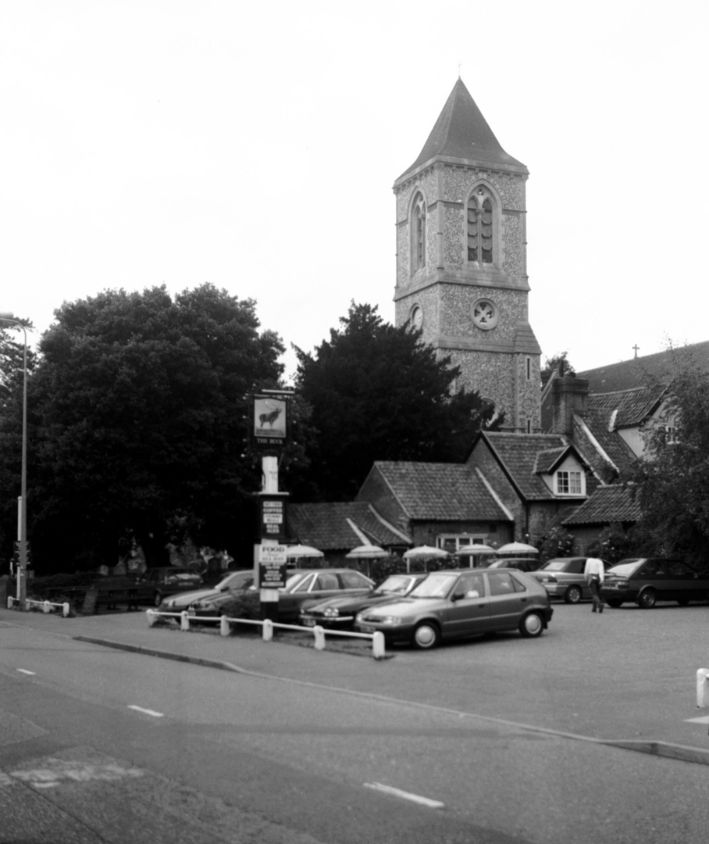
[600,557,709,608]
[203,568,375,624]
[530,557,611,604]
[299,573,428,629]
[135,567,203,606]
[355,568,552,649]
[160,570,255,614]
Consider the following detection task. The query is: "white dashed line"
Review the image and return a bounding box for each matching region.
[127,705,164,718]
[685,715,709,724]
[16,669,36,676]
[364,782,445,809]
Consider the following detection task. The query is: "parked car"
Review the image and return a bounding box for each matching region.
[216,568,375,624]
[530,557,610,604]
[486,558,540,572]
[299,573,428,629]
[135,567,203,606]
[158,570,255,614]
[600,557,709,608]
[355,568,552,649]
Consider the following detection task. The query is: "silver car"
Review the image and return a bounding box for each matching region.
[530,557,609,604]
[355,568,552,649]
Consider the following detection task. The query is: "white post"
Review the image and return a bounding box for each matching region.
[313,625,325,651]
[146,609,157,627]
[262,619,273,641]
[220,615,229,637]
[696,668,709,707]
[62,602,70,618]
[180,611,190,631]
[42,600,51,614]
[372,631,386,660]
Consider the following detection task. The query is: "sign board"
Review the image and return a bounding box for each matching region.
[253,396,287,447]
[260,497,286,541]
[258,545,288,590]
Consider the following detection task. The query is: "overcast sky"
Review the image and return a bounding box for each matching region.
[2,0,708,381]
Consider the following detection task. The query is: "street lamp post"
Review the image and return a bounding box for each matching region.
[0,313,28,608]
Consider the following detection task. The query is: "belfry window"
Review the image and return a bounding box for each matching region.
[411,193,426,272]
[467,187,494,264]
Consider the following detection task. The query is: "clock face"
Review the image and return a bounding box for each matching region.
[410,305,423,331]
[472,298,498,330]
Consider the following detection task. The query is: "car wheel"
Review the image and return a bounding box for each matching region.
[564,585,582,604]
[519,611,544,638]
[606,600,623,608]
[637,588,657,609]
[412,622,440,649]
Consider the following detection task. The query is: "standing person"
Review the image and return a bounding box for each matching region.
[584,555,605,613]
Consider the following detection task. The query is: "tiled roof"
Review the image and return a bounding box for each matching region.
[287,502,409,552]
[480,432,571,499]
[562,485,642,526]
[577,341,709,393]
[589,386,667,428]
[395,78,526,184]
[570,414,637,480]
[373,461,511,521]
[534,447,568,474]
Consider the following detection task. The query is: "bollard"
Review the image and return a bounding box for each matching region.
[262,619,273,642]
[7,596,12,610]
[220,615,229,637]
[42,600,51,614]
[180,611,190,631]
[696,668,709,707]
[62,602,70,618]
[372,631,386,659]
[313,625,325,651]
[146,609,158,627]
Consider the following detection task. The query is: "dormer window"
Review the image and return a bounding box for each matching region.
[411,193,426,273]
[556,470,583,496]
[467,186,495,264]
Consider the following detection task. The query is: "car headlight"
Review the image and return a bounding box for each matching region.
[362,615,404,626]
[164,598,177,608]
[323,607,340,618]
[194,600,217,610]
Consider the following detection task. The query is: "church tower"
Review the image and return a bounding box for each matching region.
[393,78,541,432]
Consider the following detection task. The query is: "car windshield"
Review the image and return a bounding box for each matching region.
[215,571,252,591]
[607,559,644,577]
[410,573,458,599]
[375,575,415,596]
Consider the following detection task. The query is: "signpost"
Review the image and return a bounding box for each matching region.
[252,389,293,621]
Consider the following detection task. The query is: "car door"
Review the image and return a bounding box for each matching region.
[439,572,492,639]
[484,571,532,631]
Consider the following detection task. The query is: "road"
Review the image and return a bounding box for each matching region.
[1,604,709,842]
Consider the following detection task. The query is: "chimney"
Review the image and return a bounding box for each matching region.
[550,374,588,435]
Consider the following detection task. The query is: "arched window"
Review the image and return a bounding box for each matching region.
[467,186,495,264]
[411,192,426,273]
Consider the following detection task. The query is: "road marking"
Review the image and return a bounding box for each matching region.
[2,759,144,790]
[364,781,445,809]
[127,704,164,718]
[685,715,709,724]
[16,668,36,675]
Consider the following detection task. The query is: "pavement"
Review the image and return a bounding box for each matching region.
[3,603,709,768]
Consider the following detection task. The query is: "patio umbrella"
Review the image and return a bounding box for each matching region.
[346,544,387,559]
[454,544,497,556]
[285,544,324,560]
[496,541,539,555]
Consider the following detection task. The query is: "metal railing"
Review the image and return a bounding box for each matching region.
[7,595,71,617]
[145,609,387,659]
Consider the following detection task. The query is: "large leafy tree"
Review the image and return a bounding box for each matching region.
[289,303,499,500]
[632,350,709,566]
[21,284,283,572]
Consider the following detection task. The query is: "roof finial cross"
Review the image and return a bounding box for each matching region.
[633,344,640,358]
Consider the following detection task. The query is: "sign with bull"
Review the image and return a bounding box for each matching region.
[253,393,288,448]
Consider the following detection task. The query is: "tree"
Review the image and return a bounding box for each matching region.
[19,284,284,572]
[541,352,575,387]
[632,349,709,566]
[289,302,500,500]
